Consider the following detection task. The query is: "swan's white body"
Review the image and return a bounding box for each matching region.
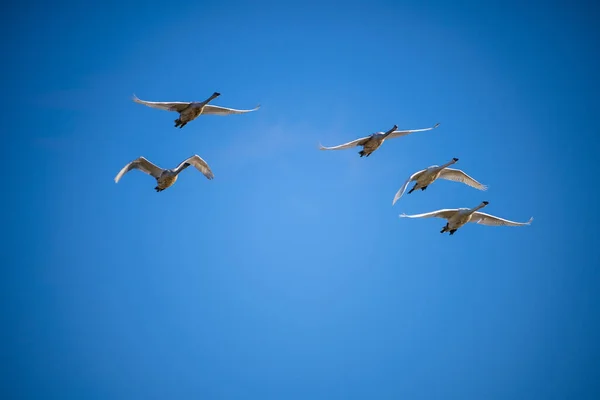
[115,155,214,192]
[319,123,440,157]
[392,158,488,204]
[132,92,260,128]
[399,201,533,235]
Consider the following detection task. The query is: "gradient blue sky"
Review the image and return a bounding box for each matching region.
[3,1,600,399]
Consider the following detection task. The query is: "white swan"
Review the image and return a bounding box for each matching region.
[392,158,488,205]
[132,92,260,128]
[319,123,440,157]
[115,155,214,192]
[399,201,533,235]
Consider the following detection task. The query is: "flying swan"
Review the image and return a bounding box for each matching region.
[319,122,440,157]
[399,201,533,235]
[132,92,260,128]
[114,155,214,192]
[392,157,488,205]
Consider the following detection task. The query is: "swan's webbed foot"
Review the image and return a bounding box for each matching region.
[449,229,457,235]
[155,186,164,192]
[408,187,416,194]
[441,224,449,233]
[359,150,365,157]
[421,186,428,191]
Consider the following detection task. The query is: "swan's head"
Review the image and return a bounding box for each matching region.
[452,157,459,162]
[482,201,489,206]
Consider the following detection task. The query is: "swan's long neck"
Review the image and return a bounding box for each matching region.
[469,202,488,214]
[204,92,220,104]
[382,125,398,139]
[440,159,457,169]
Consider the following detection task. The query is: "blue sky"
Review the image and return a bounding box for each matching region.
[2,1,600,398]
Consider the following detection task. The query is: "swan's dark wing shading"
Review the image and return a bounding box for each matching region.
[438,168,488,190]
[319,136,371,151]
[201,104,260,115]
[115,157,163,183]
[392,169,427,205]
[132,95,190,112]
[174,155,214,180]
[470,212,533,227]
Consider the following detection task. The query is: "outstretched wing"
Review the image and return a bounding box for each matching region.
[392,169,427,205]
[470,212,533,227]
[201,104,260,116]
[132,95,190,112]
[399,208,458,220]
[115,157,163,183]
[174,155,214,180]
[319,136,371,151]
[438,168,488,190]
[387,122,441,139]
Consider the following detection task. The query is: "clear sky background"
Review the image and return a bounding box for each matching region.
[2,1,599,399]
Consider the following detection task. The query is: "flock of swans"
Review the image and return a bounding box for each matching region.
[115,91,533,235]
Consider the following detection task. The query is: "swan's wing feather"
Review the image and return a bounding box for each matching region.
[132,95,190,112]
[114,157,163,183]
[319,136,371,151]
[470,212,533,227]
[399,208,458,220]
[392,169,426,205]
[175,155,214,180]
[201,104,260,115]
[438,168,488,190]
[387,122,441,139]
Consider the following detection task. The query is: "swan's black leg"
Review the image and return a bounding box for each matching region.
[421,186,428,191]
[449,229,457,235]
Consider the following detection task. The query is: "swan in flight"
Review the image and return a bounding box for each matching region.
[392,158,488,205]
[319,122,440,157]
[399,201,533,235]
[115,155,214,192]
[132,92,260,128]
